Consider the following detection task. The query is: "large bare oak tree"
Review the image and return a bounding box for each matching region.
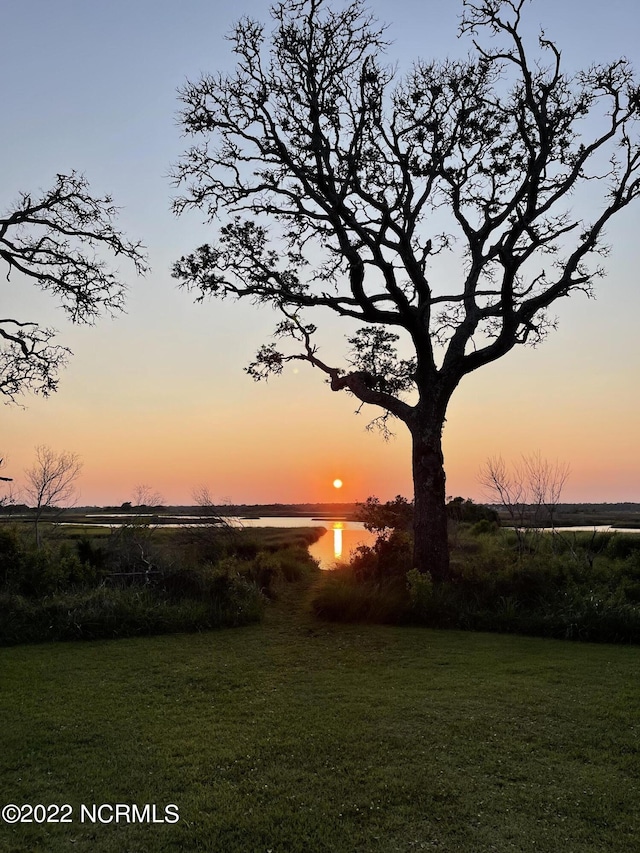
[0,172,147,402]
[172,0,640,580]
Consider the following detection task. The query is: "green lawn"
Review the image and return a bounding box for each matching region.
[1,594,639,852]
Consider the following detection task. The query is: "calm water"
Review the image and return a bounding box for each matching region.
[237,517,376,570]
[58,515,640,571]
[309,522,376,570]
[59,515,375,570]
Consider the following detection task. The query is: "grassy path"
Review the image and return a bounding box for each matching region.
[1,581,639,852]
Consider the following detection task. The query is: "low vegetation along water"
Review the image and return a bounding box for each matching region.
[3,510,640,644]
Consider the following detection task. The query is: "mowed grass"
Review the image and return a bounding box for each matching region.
[1,600,639,852]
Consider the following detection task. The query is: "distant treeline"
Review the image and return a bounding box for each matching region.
[3,502,640,527]
[495,503,640,528]
[4,502,364,519]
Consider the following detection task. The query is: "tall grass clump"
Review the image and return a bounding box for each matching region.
[0,579,262,646]
[310,565,407,623]
[0,567,263,646]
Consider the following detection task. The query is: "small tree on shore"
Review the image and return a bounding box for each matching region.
[173,0,640,580]
[132,484,165,509]
[480,452,570,553]
[24,446,83,546]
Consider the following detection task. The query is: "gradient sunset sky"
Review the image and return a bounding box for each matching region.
[1,0,639,506]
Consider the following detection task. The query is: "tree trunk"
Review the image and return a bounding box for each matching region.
[411,419,450,582]
[33,502,46,549]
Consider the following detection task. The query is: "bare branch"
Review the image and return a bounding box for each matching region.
[1,172,148,402]
[24,445,83,547]
[174,0,640,414]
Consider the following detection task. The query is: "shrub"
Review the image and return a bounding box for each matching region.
[174,521,245,565]
[318,521,640,643]
[606,534,640,561]
[0,529,96,597]
[208,546,318,597]
[273,546,318,583]
[310,567,408,624]
[0,576,264,646]
[102,523,160,581]
[470,519,500,536]
[75,535,106,569]
[406,568,433,618]
[0,527,24,588]
[446,497,500,525]
[351,529,412,582]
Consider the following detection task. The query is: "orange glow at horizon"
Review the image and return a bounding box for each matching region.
[2,315,640,506]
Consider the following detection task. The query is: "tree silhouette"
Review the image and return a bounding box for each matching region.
[173,0,640,580]
[24,445,83,547]
[0,172,147,402]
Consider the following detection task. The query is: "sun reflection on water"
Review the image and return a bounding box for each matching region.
[307,521,376,570]
[332,522,344,559]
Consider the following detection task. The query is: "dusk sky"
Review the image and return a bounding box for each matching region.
[1,0,639,507]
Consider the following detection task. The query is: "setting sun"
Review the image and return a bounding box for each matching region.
[333,479,343,489]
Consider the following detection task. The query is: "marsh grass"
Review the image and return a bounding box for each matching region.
[0,526,322,646]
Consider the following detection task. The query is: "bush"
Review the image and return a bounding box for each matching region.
[75,534,106,568]
[470,519,500,536]
[0,518,327,645]
[406,568,433,617]
[0,528,97,597]
[0,527,24,588]
[274,546,318,583]
[309,521,640,643]
[606,533,640,561]
[446,497,500,525]
[208,547,318,597]
[174,521,244,565]
[0,575,264,646]
[350,529,412,582]
[0,523,268,645]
